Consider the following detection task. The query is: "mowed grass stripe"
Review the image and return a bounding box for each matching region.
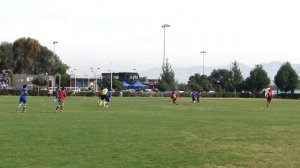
[0,96,299,167]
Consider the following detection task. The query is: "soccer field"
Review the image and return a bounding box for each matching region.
[0,96,299,168]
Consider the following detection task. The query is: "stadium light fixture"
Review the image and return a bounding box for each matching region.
[53,41,58,55]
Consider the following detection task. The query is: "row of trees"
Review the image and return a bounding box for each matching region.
[0,37,69,86]
[158,60,299,93]
[1,37,299,93]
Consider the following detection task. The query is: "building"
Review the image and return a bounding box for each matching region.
[101,72,139,83]
[14,74,56,89]
[69,75,98,91]
[139,77,159,90]
[68,72,160,91]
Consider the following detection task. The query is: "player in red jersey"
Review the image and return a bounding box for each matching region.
[55,87,67,112]
[170,91,179,105]
[265,89,273,108]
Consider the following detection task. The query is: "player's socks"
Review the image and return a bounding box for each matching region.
[16,104,21,112]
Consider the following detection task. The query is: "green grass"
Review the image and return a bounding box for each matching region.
[0,96,300,168]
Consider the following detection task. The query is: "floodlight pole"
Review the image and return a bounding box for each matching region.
[70,70,73,88]
[91,67,100,91]
[133,68,138,81]
[73,69,77,90]
[162,24,170,67]
[53,41,58,55]
[200,51,206,76]
[55,74,61,88]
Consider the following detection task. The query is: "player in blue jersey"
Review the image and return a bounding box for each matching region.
[16,85,28,113]
[52,87,60,104]
[104,89,112,108]
[191,91,197,103]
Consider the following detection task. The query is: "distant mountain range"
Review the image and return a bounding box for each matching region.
[140,61,300,83]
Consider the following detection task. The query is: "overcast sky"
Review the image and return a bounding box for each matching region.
[1,0,300,76]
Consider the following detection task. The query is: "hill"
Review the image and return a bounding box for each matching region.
[140,61,300,83]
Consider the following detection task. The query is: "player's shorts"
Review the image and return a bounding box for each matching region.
[105,96,110,102]
[100,95,105,100]
[58,99,64,106]
[267,98,272,102]
[19,97,27,104]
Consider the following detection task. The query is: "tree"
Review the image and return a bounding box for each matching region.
[187,73,212,92]
[55,64,70,87]
[209,69,233,92]
[245,65,270,93]
[0,42,14,70]
[31,75,48,96]
[101,75,124,90]
[274,62,299,93]
[32,46,62,74]
[188,73,203,91]
[177,82,189,91]
[13,37,41,74]
[6,69,16,88]
[158,59,176,91]
[230,61,244,91]
[0,37,68,76]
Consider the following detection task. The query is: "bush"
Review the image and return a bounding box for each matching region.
[0,89,73,96]
[277,93,300,99]
[1,89,285,99]
[74,91,96,97]
[0,89,19,95]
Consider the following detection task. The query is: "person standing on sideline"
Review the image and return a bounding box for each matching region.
[55,87,67,112]
[266,89,273,108]
[16,85,28,113]
[170,91,179,105]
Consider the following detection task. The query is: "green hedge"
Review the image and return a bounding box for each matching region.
[74,91,96,97]
[277,93,300,99]
[0,89,72,96]
[3,89,297,99]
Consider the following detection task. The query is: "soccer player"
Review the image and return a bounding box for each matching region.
[191,91,197,103]
[16,85,28,113]
[170,91,178,105]
[266,89,273,108]
[52,87,60,104]
[55,87,67,112]
[98,87,105,106]
[102,87,108,97]
[104,89,112,108]
[197,91,202,103]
